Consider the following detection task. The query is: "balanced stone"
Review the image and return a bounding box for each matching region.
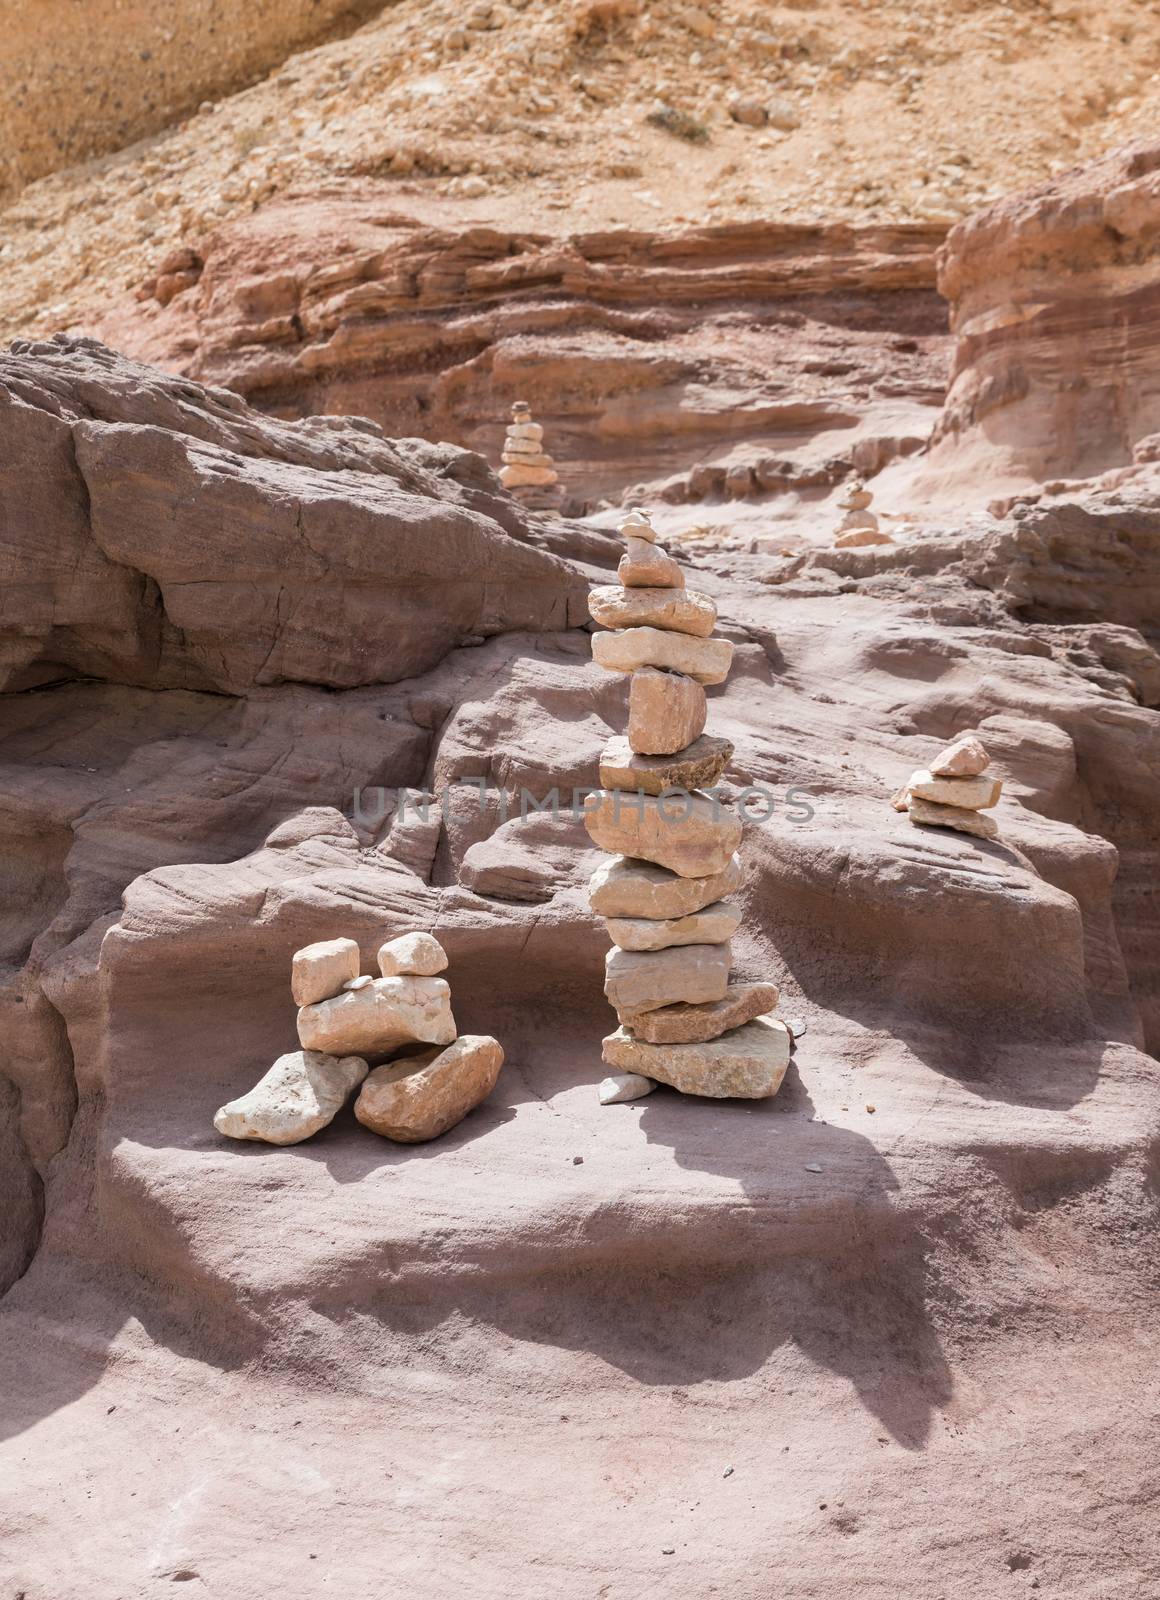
[907,769,1002,810]
[377,931,449,977]
[620,980,779,1044]
[297,975,456,1058]
[619,538,684,589]
[929,734,990,778]
[291,937,360,1006]
[628,668,706,755]
[354,1034,503,1143]
[508,422,543,442]
[502,463,558,488]
[214,1050,368,1145]
[585,790,742,877]
[502,451,554,468]
[588,853,744,918]
[908,794,999,839]
[591,626,733,684]
[599,733,733,796]
[606,899,741,951]
[588,584,717,637]
[598,1072,655,1104]
[604,942,731,1014]
[618,507,656,543]
[602,1015,791,1098]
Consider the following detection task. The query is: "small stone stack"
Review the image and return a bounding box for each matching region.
[214,932,503,1145]
[834,480,892,548]
[585,508,791,1102]
[499,399,562,512]
[892,733,1003,839]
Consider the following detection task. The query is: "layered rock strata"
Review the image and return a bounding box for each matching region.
[585,508,788,1100]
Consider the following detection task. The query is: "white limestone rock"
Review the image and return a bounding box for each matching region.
[291,937,360,1006]
[377,931,449,977]
[214,1050,368,1145]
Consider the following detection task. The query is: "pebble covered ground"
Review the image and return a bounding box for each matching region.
[2,0,1160,341]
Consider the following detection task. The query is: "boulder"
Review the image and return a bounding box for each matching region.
[354,1034,504,1143]
[618,538,685,588]
[588,852,743,917]
[620,980,780,1044]
[605,900,741,951]
[628,668,707,755]
[928,734,990,777]
[588,584,717,637]
[214,1050,368,1145]
[907,769,1002,810]
[908,794,999,838]
[585,790,743,877]
[602,1015,791,1098]
[297,976,456,1058]
[599,733,733,796]
[604,942,731,1014]
[377,931,449,976]
[291,937,360,1006]
[591,626,734,684]
[597,1072,655,1105]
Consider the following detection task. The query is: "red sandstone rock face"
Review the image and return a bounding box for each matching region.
[930,142,1160,487]
[2,343,1160,1592]
[90,199,949,509]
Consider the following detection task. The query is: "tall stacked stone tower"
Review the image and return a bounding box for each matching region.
[584,509,791,1098]
[498,400,563,512]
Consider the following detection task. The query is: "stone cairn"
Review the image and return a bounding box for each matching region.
[892,733,1003,839]
[214,932,503,1146]
[584,507,792,1103]
[498,399,563,512]
[834,479,892,548]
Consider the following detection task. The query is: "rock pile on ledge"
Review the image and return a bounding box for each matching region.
[499,400,563,513]
[585,508,791,1100]
[215,932,503,1145]
[892,734,1003,840]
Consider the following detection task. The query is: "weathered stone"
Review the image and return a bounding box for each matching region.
[907,769,1002,810]
[502,450,553,468]
[928,734,990,777]
[508,421,543,443]
[501,462,558,488]
[377,931,449,976]
[602,1015,791,1098]
[588,584,717,637]
[604,942,731,1014]
[585,789,743,877]
[598,1072,655,1104]
[620,981,779,1044]
[291,936,360,1006]
[588,852,744,918]
[214,1050,368,1145]
[599,733,733,796]
[835,525,893,548]
[908,794,999,838]
[297,975,456,1058]
[628,668,707,755]
[606,899,741,952]
[618,538,684,588]
[354,1034,503,1143]
[618,507,656,543]
[591,626,733,684]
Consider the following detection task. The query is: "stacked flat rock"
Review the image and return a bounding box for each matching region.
[892,734,1003,839]
[498,400,563,512]
[214,932,503,1145]
[834,480,893,548]
[585,508,791,1102]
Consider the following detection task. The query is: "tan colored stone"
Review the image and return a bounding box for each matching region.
[907,769,1002,810]
[502,451,554,468]
[599,733,733,796]
[297,975,456,1058]
[214,1049,368,1145]
[507,421,543,443]
[620,980,779,1044]
[354,1034,503,1143]
[606,899,741,951]
[585,789,743,877]
[618,507,656,543]
[291,936,360,1006]
[598,1072,655,1104]
[628,668,707,755]
[602,1015,791,1099]
[588,853,744,919]
[835,524,893,548]
[908,794,999,838]
[500,463,558,488]
[377,931,449,977]
[588,584,717,637]
[591,626,733,685]
[618,537,684,588]
[929,734,990,777]
[605,941,731,1014]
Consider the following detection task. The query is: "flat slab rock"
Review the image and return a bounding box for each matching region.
[591,625,733,685]
[588,584,717,637]
[621,980,780,1044]
[214,1050,368,1145]
[907,768,1002,810]
[600,733,733,796]
[604,941,731,1015]
[588,852,744,918]
[297,975,456,1059]
[354,1034,504,1143]
[602,1015,791,1099]
[605,899,741,951]
[908,794,999,838]
[585,790,743,878]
